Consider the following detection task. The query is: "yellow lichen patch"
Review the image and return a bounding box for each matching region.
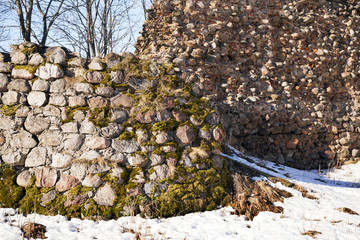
[1,105,19,116]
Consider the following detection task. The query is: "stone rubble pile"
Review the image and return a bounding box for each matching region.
[0,42,227,218]
[136,0,360,169]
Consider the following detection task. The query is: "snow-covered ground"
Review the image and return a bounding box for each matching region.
[1,146,360,240]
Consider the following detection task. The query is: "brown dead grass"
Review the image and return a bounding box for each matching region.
[301,230,321,238]
[21,222,47,239]
[337,207,359,215]
[230,173,292,220]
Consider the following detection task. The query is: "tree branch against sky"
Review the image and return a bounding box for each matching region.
[0,0,154,53]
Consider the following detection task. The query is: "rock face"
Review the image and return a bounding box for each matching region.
[135,0,360,169]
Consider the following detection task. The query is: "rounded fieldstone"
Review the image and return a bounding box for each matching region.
[27,91,47,107]
[16,170,33,187]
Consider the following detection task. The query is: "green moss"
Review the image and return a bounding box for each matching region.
[61,106,90,124]
[68,185,93,197]
[1,105,19,116]
[0,167,25,208]
[13,64,38,74]
[88,107,111,128]
[119,130,136,141]
[152,121,172,132]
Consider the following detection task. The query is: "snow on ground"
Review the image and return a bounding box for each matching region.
[1,146,360,240]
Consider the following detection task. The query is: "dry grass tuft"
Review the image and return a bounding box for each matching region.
[301,230,321,238]
[337,207,359,215]
[21,222,47,239]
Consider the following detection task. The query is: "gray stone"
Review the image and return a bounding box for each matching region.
[56,175,80,192]
[11,69,35,80]
[15,106,30,118]
[85,71,103,83]
[74,83,93,94]
[16,170,33,187]
[199,129,212,140]
[88,96,108,108]
[49,47,67,66]
[88,163,111,174]
[176,125,195,145]
[43,105,61,116]
[109,167,125,184]
[29,53,44,66]
[101,123,123,138]
[155,131,170,144]
[80,150,101,160]
[136,129,149,143]
[40,190,56,206]
[130,170,146,184]
[51,153,73,168]
[110,93,135,108]
[61,122,79,133]
[112,139,139,153]
[50,79,66,93]
[2,151,25,165]
[0,73,8,91]
[64,134,84,151]
[80,120,97,134]
[70,163,88,181]
[212,155,224,170]
[94,184,116,206]
[25,147,47,167]
[352,149,360,158]
[35,167,58,188]
[36,63,64,80]
[0,116,19,131]
[24,114,51,135]
[105,53,121,68]
[0,62,13,73]
[110,109,128,123]
[88,58,105,71]
[95,86,115,97]
[149,164,170,181]
[11,131,37,148]
[39,130,62,146]
[82,174,103,188]
[32,79,50,92]
[11,51,27,65]
[119,52,135,59]
[8,79,31,92]
[68,57,86,68]
[109,153,127,165]
[86,137,110,150]
[128,78,156,91]
[110,70,125,84]
[2,91,20,105]
[128,154,148,167]
[150,154,165,166]
[49,94,67,106]
[68,96,87,107]
[27,91,47,107]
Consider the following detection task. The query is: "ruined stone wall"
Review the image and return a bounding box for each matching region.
[136,0,360,169]
[0,42,228,218]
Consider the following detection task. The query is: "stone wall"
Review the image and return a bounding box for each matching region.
[0,42,228,218]
[135,0,360,169]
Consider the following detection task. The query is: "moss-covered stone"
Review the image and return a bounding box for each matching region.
[13,64,38,74]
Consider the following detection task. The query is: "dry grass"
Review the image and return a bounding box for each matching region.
[301,230,321,238]
[337,207,359,215]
